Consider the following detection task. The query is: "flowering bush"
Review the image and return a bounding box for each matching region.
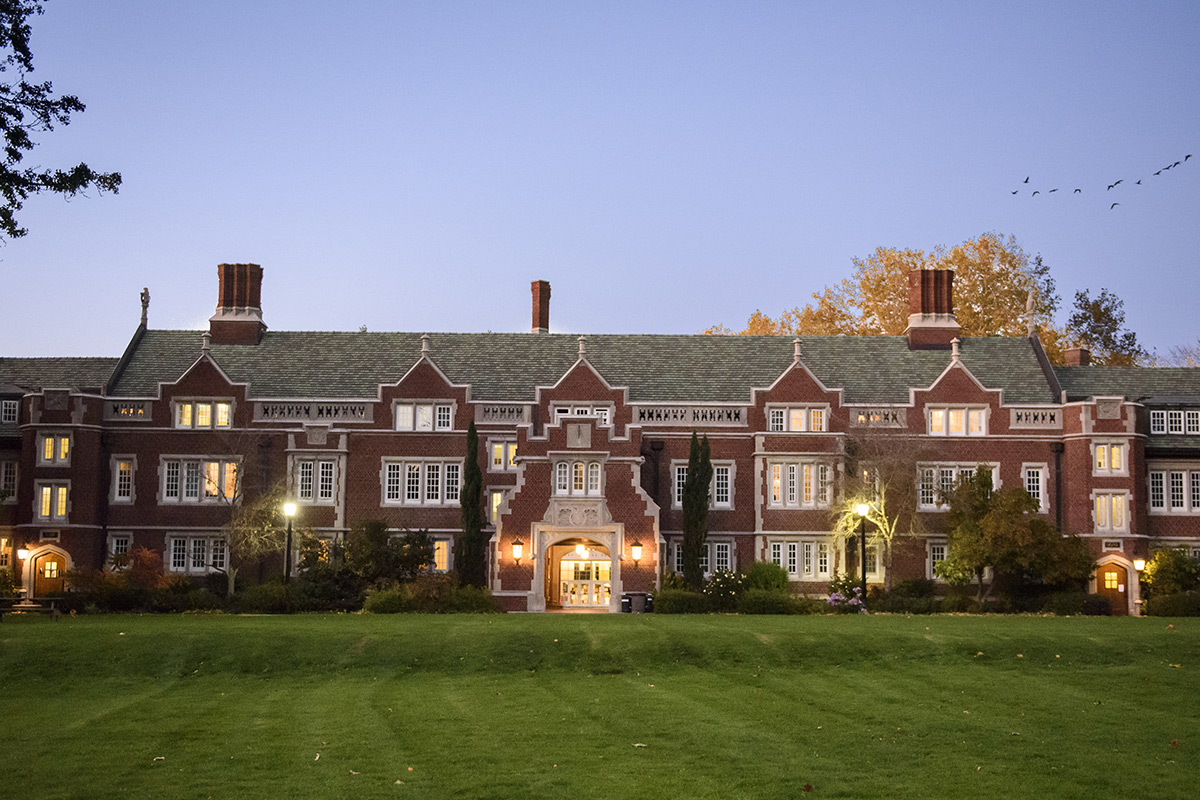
[826,574,866,613]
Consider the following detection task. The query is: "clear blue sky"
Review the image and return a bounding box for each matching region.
[5,1,1198,358]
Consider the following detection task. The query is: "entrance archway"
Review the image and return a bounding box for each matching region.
[547,540,612,609]
[26,545,70,598]
[1096,562,1130,616]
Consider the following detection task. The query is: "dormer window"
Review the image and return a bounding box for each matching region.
[174,400,232,429]
[766,406,827,432]
[395,402,454,432]
[927,406,986,436]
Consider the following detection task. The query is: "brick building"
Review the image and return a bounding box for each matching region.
[3,264,1199,614]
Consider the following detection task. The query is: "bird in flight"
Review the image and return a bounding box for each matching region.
[1032,191,1040,196]
[1049,188,1058,193]
[1011,190,1018,194]
[1187,154,1193,161]
[1024,176,1030,183]
[1136,180,1142,185]
[1155,170,1163,175]
[1073,188,1081,193]
[1111,202,1119,209]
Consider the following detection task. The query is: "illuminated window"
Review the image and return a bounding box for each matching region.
[555,461,603,497]
[42,560,59,579]
[39,434,70,465]
[161,458,238,504]
[433,540,450,572]
[927,407,986,436]
[174,401,232,429]
[113,458,135,502]
[490,441,518,471]
[1093,443,1127,475]
[490,490,504,524]
[1103,572,1119,590]
[36,482,69,521]
[1093,493,1127,532]
[766,406,828,433]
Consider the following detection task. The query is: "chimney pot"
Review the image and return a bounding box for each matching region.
[1065,346,1091,366]
[531,280,551,334]
[905,269,960,349]
[209,263,267,344]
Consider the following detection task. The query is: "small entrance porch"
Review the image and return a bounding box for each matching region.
[547,540,613,610]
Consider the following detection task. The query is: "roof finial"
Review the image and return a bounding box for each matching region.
[201,331,212,354]
[140,287,150,326]
[578,335,586,359]
[951,337,960,361]
[793,338,802,361]
[1025,288,1036,337]
[421,334,430,355]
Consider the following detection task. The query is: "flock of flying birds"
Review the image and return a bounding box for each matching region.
[1013,153,1192,209]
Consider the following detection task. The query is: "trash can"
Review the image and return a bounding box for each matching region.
[644,593,654,613]
[628,592,648,613]
[620,594,632,613]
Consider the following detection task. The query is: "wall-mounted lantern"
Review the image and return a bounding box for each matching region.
[630,541,643,568]
[512,538,525,565]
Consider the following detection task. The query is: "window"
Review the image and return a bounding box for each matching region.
[714,542,731,572]
[0,537,8,568]
[167,535,228,574]
[112,458,135,503]
[36,482,69,521]
[768,539,829,578]
[0,461,16,503]
[927,407,987,436]
[109,534,131,559]
[394,402,454,431]
[1093,492,1128,532]
[1,399,17,423]
[490,490,504,524]
[39,434,70,465]
[553,460,603,497]
[673,462,735,508]
[295,459,336,503]
[174,400,232,429]
[161,458,238,503]
[382,460,461,505]
[1023,465,1047,511]
[1150,410,1166,434]
[786,542,798,575]
[1093,443,1127,475]
[929,542,947,580]
[918,464,994,509]
[432,540,450,572]
[1148,469,1200,514]
[1168,411,1184,435]
[490,440,518,471]
[1188,411,1200,435]
[865,546,879,576]
[767,461,830,508]
[766,406,828,433]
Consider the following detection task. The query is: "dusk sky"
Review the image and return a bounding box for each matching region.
[4,1,1198,358]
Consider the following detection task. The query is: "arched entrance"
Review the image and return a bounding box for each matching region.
[1096,562,1130,616]
[26,545,70,598]
[547,539,612,609]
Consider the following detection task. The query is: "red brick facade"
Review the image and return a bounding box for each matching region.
[3,266,1199,613]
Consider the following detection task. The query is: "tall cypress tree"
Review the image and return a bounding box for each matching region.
[681,432,713,590]
[456,421,486,587]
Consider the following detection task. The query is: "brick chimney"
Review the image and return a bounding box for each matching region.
[209,263,267,345]
[531,280,550,334]
[1065,346,1091,366]
[905,269,960,349]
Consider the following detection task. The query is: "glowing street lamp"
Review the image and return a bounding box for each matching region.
[283,501,297,583]
[1133,558,1146,572]
[855,503,870,605]
[631,540,643,568]
[512,538,525,565]
[16,546,30,561]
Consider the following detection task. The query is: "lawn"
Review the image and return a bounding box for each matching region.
[1,613,1196,800]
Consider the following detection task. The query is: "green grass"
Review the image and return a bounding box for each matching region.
[1,614,1196,800]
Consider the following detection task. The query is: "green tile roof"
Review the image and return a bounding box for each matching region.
[1054,366,1200,401]
[106,330,1059,405]
[0,357,118,393]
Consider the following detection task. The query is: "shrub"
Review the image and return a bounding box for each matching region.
[738,588,796,614]
[654,588,709,614]
[233,581,300,614]
[742,561,790,592]
[406,572,458,612]
[939,593,979,613]
[363,586,410,614]
[1082,593,1112,616]
[704,569,747,612]
[1144,590,1200,617]
[1142,548,1200,598]
[1042,591,1086,616]
[296,567,364,612]
[659,571,689,591]
[826,573,865,613]
[792,595,829,615]
[444,585,503,613]
[892,578,935,598]
[0,569,17,598]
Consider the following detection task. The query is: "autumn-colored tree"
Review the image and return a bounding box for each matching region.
[1164,341,1200,367]
[1063,288,1150,366]
[707,233,1060,340]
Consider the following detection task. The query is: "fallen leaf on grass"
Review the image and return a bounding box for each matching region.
[349,770,360,775]
[1169,664,1181,668]
[804,784,813,792]
[152,757,164,762]
[1170,740,1178,747]
[314,754,319,761]
[633,743,647,748]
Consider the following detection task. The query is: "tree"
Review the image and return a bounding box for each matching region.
[222,479,289,598]
[681,432,713,590]
[1163,341,1200,367]
[455,421,486,587]
[1064,288,1150,366]
[938,468,1093,601]
[1141,547,1200,598]
[0,1,120,240]
[707,233,1061,343]
[831,427,928,590]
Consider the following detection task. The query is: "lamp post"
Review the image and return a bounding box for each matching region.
[855,503,869,606]
[283,502,297,583]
